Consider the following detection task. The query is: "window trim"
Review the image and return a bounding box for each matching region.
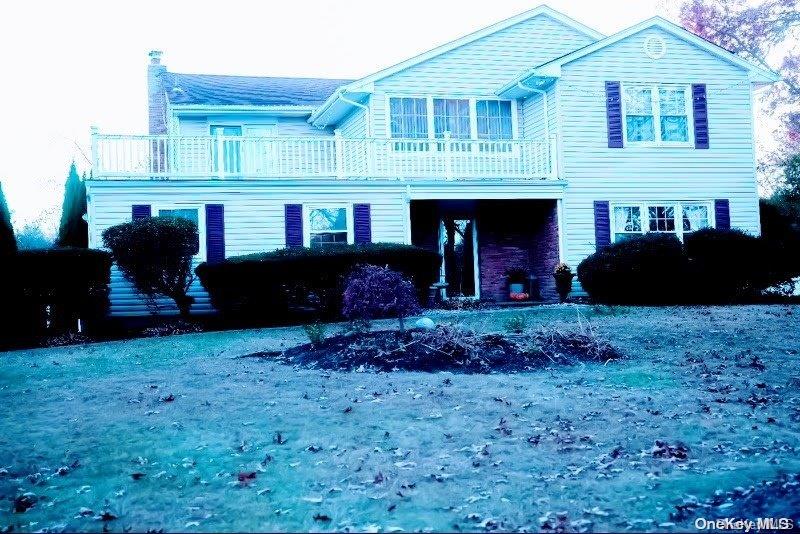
[609,200,715,243]
[385,94,519,141]
[620,83,694,147]
[303,204,354,248]
[154,203,206,261]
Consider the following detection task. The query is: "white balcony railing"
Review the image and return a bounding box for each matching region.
[91,132,559,181]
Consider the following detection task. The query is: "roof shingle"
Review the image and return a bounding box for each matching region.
[162,72,352,107]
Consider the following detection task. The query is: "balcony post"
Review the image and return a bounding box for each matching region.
[216,130,225,180]
[443,131,453,181]
[334,129,344,179]
[90,126,99,173]
[549,133,558,180]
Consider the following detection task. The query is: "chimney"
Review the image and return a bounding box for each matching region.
[147,50,168,135]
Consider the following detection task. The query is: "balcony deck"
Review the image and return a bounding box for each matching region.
[91,133,558,181]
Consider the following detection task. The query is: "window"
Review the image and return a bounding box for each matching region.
[308,207,349,248]
[389,97,428,139]
[387,96,517,149]
[611,201,713,242]
[612,205,642,242]
[476,100,513,140]
[623,87,655,142]
[623,84,691,145]
[157,207,202,257]
[433,99,471,139]
[681,203,710,233]
[648,205,676,232]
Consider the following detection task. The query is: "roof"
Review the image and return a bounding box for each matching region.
[162,72,353,107]
[309,4,605,126]
[498,16,780,97]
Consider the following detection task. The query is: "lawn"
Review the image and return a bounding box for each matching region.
[1,305,799,532]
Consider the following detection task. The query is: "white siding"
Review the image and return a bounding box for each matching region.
[339,106,368,137]
[556,27,760,287]
[371,14,595,137]
[176,113,330,137]
[521,87,557,139]
[87,181,409,316]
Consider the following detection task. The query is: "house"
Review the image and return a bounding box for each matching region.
[86,5,778,315]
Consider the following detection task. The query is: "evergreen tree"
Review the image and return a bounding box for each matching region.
[0,182,17,255]
[56,162,88,248]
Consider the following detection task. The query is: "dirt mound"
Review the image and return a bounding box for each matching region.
[249,325,621,373]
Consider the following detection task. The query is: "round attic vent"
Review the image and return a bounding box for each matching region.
[644,36,667,59]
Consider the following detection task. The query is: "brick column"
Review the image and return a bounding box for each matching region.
[148,50,168,135]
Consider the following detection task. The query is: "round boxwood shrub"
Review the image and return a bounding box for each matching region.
[577,233,688,304]
[342,264,421,330]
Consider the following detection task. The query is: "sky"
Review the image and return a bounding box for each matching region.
[0,0,714,233]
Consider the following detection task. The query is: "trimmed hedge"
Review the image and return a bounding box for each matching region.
[196,243,441,324]
[577,234,688,304]
[2,248,111,343]
[578,228,800,304]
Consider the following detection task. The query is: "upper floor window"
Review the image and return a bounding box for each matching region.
[611,201,711,243]
[389,97,428,139]
[433,99,471,139]
[476,100,513,140]
[387,96,516,148]
[622,84,691,145]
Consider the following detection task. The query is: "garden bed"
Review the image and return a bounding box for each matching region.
[248,325,621,373]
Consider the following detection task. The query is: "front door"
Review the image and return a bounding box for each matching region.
[439,218,478,298]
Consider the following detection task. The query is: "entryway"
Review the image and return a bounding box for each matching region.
[439,217,479,299]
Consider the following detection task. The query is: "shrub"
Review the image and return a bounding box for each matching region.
[577,234,687,304]
[102,217,198,318]
[302,322,327,346]
[503,314,527,333]
[684,228,768,300]
[342,264,421,330]
[196,243,440,324]
[685,227,800,299]
[1,248,111,345]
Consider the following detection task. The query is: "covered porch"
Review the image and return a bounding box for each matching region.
[410,199,561,302]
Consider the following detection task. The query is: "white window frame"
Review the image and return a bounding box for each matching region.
[620,83,694,147]
[385,94,519,144]
[303,204,354,248]
[609,200,715,243]
[154,203,206,261]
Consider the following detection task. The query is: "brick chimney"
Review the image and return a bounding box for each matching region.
[148,50,168,135]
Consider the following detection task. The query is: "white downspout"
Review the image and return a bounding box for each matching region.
[517,81,548,139]
[339,92,371,137]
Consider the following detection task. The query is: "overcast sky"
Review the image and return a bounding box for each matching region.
[1,0,694,232]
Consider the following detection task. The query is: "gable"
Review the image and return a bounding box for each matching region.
[565,26,748,81]
[376,14,598,95]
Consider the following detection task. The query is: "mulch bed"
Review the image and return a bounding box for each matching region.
[246,324,622,373]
